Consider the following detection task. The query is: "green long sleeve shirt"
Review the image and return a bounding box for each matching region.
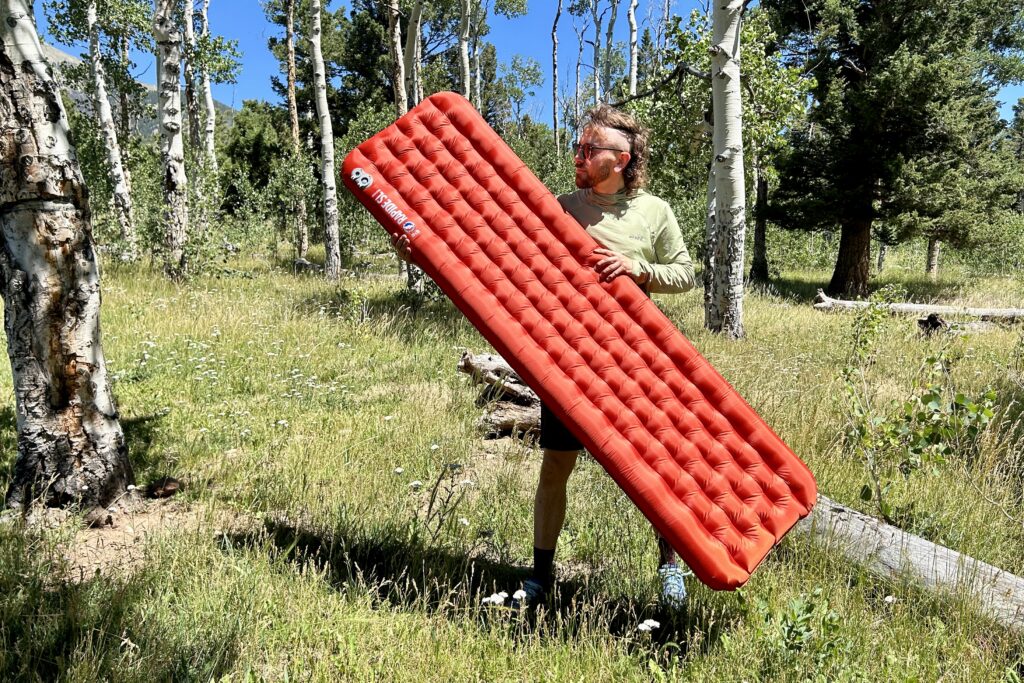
[557,188,697,294]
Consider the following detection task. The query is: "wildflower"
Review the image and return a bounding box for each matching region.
[512,589,527,601]
[458,517,469,526]
[394,467,405,475]
[637,619,661,632]
[883,595,897,605]
[481,591,509,605]
[409,480,423,490]
[276,419,289,427]
[430,443,440,450]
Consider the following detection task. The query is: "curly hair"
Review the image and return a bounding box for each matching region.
[580,104,650,191]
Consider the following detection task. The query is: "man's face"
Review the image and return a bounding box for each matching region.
[573,126,630,190]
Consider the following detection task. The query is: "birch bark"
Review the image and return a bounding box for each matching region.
[552,0,562,151]
[87,0,136,259]
[591,1,602,103]
[182,0,200,151]
[705,0,746,339]
[1,1,133,511]
[602,0,618,99]
[285,0,307,258]
[458,0,472,98]
[926,237,940,278]
[627,0,637,96]
[154,0,189,279]
[309,0,340,279]
[199,0,217,173]
[386,0,407,117]
[402,0,423,110]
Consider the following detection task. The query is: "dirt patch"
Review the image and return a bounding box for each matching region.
[6,497,247,583]
[61,498,212,582]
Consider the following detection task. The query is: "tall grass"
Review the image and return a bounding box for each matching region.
[1,250,1022,681]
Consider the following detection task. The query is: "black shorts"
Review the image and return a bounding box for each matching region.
[539,401,584,452]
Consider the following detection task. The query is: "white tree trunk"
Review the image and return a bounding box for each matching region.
[200,0,217,174]
[1,1,133,511]
[458,0,471,99]
[154,0,189,279]
[591,1,602,103]
[387,0,407,117]
[310,0,341,280]
[552,0,562,151]
[627,0,638,96]
[402,0,423,110]
[182,0,200,151]
[702,161,717,315]
[285,0,307,259]
[602,0,618,98]
[705,0,746,339]
[926,237,940,278]
[87,0,136,260]
[574,19,584,127]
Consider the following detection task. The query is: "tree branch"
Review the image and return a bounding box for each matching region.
[610,61,710,108]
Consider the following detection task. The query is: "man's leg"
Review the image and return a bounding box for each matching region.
[531,448,578,589]
[532,448,581,581]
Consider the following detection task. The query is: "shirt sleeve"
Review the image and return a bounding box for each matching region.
[631,202,697,294]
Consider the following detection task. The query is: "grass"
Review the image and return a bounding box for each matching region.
[1,246,1023,681]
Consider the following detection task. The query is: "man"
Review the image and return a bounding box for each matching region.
[394,104,697,608]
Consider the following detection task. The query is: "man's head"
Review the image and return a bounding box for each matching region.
[573,104,649,193]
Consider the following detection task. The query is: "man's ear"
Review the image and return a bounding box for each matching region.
[614,152,631,174]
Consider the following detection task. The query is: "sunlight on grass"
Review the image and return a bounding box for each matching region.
[1,255,1022,680]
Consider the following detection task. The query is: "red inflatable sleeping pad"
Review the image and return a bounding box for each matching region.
[341,92,817,590]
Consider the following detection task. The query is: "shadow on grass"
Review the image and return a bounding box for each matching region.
[225,515,737,662]
[122,411,172,480]
[0,524,241,682]
[764,272,973,306]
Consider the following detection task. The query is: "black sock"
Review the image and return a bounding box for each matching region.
[533,547,556,588]
[657,535,677,567]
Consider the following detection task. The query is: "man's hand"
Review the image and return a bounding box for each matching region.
[594,248,645,284]
[392,233,412,262]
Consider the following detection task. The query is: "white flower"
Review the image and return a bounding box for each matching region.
[638,619,661,632]
[409,480,423,489]
[512,589,527,601]
[430,443,440,450]
[276,419,289,427]
[458,517,469,526]
[394,467,405,474]
[883,595,897,605]
[482,590,510,605]
[384,415,395,421]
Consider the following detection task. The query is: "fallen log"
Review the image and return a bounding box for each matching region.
[814,289,1024,323]
[457,352,1024,630]
[917,313,1000,336]
[457,351,539,405]
[800,495,1024,632]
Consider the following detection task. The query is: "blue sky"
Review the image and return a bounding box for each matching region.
[34,1,1024,122]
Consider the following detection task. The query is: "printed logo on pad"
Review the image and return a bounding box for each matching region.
[350,167,374,189]
[370,188,421,239]
[351,166,421,239]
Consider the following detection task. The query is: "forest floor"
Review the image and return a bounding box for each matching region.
[1,248,1023,681]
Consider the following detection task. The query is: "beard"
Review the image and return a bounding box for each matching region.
[574,158,615,189]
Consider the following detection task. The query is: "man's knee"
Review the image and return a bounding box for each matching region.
[539,449,579,488]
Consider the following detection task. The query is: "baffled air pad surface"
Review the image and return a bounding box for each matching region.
[341,92,817,590]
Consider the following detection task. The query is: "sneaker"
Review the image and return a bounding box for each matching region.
[508,578,547,609]
[658,563,689,608]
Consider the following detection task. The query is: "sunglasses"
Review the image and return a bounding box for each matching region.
[572,142,629,160]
